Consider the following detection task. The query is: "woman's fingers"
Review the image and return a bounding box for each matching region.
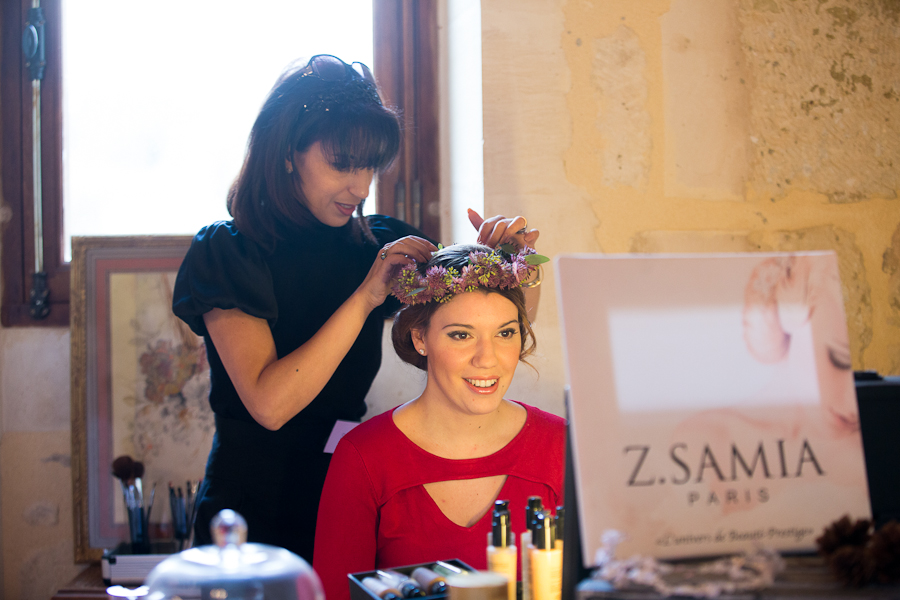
[467,208,485,231]
[372,236,437,288]
[468,209,510,246]
[359,240,428,309]
[469,209,502,245]
[379,235,436,263]
[470,212,536,250]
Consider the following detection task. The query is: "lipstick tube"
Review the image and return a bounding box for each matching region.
[411,567,449,596]
[363,577,403,600]
[432,561,467,578]
[377,570,427,598]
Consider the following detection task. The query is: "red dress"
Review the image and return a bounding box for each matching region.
[313,403,566,600]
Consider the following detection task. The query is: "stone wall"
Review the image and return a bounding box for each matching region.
[482,0,899,420]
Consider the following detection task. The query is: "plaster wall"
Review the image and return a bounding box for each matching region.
[482,0,900,428]
[2,1,900,598]
[0,328,81,600]
[482,0,600,417]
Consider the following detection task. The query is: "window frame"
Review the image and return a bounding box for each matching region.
[2,0,66,326]
[373,0,440,240]
[1,0,439,327]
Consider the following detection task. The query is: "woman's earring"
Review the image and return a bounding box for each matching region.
[285,160,294,174]
[418,348,426,355]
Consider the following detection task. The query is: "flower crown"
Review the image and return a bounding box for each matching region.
[392,244,549,306]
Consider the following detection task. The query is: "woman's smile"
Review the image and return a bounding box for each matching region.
[335,201,359,217]
[465,377,498,388]
[414,291,522,415]
[464,377,500,393]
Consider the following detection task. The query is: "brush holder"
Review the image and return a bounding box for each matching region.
[127,505,150,553]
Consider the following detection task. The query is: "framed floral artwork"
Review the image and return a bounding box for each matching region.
[71,236,213,562]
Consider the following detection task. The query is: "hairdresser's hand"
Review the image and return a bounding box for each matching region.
[470,209,543,322]
[468,209,540,251]
[356,235,437,311]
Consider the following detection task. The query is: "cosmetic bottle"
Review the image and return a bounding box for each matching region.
[529,511,562,600]
[432,561,468,578]
[363,577,403,600]
[553,507,564,551]
[526,497,543,534]
[378,570,427,598]
[486,500,517,600]
[411,567,449,596]
[446,571,507,600]
[521,496,543,600]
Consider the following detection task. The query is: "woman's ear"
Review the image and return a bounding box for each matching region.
[411,328,426,354]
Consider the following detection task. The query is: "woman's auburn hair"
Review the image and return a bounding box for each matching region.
[226,60,402,250]
[391,244,537,371]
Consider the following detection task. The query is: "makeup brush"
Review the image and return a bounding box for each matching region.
[111,455,134,480]
[145,482,157,526]
[177,486,187,550]
[132,461,145,506]
[112,455,136,508]
[177,486,185,528]
[185,479,202,548]
[168,482,177,535]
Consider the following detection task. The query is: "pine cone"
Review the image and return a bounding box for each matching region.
[867,521,900,584]
[817,515,872,555]
[827,545,873,587]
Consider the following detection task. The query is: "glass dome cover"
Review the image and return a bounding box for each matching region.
[144,509,324,600]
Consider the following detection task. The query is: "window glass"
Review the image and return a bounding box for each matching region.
[61,2,374,260]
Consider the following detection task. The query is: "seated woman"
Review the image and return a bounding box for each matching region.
[313,244,565,600]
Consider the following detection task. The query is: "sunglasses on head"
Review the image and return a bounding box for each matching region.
[301,54,376,86]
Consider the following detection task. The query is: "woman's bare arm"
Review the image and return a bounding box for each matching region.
[205,235,435,430]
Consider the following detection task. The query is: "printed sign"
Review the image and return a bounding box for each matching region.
[555,252,871,565]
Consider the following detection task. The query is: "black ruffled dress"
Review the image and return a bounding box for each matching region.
[172,214,425,563]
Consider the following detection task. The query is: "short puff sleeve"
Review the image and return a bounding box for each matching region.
[172,221,278,337]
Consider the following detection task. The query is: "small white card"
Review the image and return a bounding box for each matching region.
[323,420,359,454]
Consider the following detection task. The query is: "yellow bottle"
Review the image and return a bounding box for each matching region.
[486,500,517,600]
[553,506,564,551]
[529,511,562,600]
[522,496,543,600]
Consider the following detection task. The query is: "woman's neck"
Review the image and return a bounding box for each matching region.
[393,395,526,460]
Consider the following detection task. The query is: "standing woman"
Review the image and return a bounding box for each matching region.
[172,55,538,563]
[172,55,435,562]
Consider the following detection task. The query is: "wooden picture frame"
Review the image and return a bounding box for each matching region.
[70,236,212,562]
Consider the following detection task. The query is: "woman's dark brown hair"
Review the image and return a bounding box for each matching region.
[227,58,402,250]
[391,244,536,371]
